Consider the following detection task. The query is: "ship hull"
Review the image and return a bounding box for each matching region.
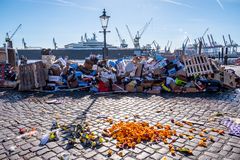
[17,48,136,60]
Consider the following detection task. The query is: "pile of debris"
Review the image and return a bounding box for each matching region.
[0,63,17,88]
[0,53,240,93]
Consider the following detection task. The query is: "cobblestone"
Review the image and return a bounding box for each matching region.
[0,89,240,159]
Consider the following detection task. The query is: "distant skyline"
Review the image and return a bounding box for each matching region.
[1,0,240,50]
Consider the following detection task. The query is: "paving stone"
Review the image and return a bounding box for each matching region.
[37,148,50,156]
[124,157,136,160]
[19,149,30,156]
[8,154,21,160]
[47,142,58,149]
[212,142,223,148]
[109,153,122,160]
[21,143,33,150]
[52,147,64,154]
[232,147,240,153]
[97,146,108,153]
[204,152,220,159]
[158,147,168,154]
[198,155,212,160]
[150,153,162,160]
[223,145,233,151]
[137,144,146,149]
[0,153,7,159]
[24,152,36,159]
[93,154,107,160]
[83,150,97,159]
[229,153,240,159]
[30,146,46,152]
[136,152,150,160]
[130,147,142,154]
[219,150,229,156]
[208,146,221,153]
[29,157,42,160]
[144,147,155,154]
[42,151,56,160]
[50,157,59,160]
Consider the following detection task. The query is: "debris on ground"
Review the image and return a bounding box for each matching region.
[39,121,105,148]
[1,53,239,94]
[221,118,240,137]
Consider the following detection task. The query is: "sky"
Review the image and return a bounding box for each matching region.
[0,0,240,50]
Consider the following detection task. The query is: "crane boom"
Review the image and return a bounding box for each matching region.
[228,34,233,45]
[207,35,212,47]
[126,25,134,45]
[115,27,123,44]
[223,35,227,46]
[10,24,22,39]
[140,18,153,37]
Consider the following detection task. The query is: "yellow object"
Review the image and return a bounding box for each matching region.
[161,84,171,92]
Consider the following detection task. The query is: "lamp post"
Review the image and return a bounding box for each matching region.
[99,9,110,60]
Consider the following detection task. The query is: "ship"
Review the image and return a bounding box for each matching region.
[17,33,137,60]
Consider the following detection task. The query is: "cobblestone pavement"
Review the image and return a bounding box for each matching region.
[0,89,240,160]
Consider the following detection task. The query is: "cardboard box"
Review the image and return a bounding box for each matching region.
[49,76,62,82]
[184,87,199,93]
[135,64,144,77]
[136,86,143,92]
[126,85,136,92]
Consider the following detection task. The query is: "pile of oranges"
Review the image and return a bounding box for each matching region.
[106,121,176,149]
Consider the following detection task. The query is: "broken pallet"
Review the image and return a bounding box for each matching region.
[182,55,213,77]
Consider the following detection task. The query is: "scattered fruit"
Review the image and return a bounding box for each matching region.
[188,135,194,140]
[198,140,207,147]
[199,132,204,137]
[209,136,215,142]
[177,147,193,155]
[107,149,113,157]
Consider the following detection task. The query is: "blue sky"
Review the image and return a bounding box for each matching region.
[1,0,240,50]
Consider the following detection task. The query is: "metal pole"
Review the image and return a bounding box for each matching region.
[103,28,107,59]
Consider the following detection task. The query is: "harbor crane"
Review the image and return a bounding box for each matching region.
[182,37,190,53]
[22,38,27,49]
[53,38,57,49]
[207,35,212,47]
[126,18,153,49]
[115,27,128,48]
[5,24,22,48]
[151,40,160,51]
[21,38,42,49]
[164,40,172,52]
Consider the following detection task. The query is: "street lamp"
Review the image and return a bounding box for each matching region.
[99,9,110,60]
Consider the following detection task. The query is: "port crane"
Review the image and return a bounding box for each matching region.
[5,24,22,48]
[164,40,172,52]
[151,40,160,51]
[53,38,57,49]
[126,18,152,49]
[21,38,42,49]
[115,27,128,48]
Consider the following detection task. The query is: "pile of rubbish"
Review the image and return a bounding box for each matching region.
[1,53,240,93]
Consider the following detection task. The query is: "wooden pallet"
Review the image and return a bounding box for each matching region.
[213,70,237,88]
[182,55,213,77]
[19,61,47,91]
[0,64,4,80]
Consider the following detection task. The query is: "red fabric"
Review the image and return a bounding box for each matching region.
[98,81,109,92]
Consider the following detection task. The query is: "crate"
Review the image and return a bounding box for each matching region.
[18,61,47,91]
[182,55,213,77]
